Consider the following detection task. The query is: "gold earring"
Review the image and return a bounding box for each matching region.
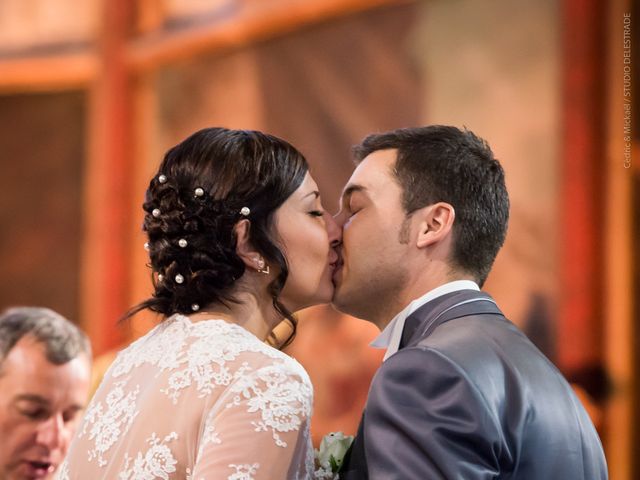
[256,257,270,275]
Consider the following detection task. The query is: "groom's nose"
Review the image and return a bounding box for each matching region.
[333,208,347,229]
[324,212,342,247]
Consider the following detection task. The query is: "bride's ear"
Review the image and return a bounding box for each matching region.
[234,219,262,271]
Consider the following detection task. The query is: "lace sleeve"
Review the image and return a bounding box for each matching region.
[191,363,314,480]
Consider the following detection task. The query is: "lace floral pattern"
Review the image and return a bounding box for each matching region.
[195,408,222,464]
[63,315,315,479]
[118,432,179,479]
[228,463,259,480]
[79,381,140,466]
[111,317,287,404]
[226,365,312,447]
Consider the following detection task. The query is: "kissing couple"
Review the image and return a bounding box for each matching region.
[61,126,607,479]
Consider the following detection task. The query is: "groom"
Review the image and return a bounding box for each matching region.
[332,126,607,479]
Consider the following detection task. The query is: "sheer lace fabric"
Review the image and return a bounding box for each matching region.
[60,315,314,479]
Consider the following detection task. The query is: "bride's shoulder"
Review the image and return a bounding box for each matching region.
[184,316,310,379]
[257,344,311,382]
[108,315,311,386]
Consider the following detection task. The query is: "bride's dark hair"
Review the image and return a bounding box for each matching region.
[125,127,308,347]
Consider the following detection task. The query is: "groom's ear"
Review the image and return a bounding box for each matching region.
[415,202,455,249]
[234,219,261,269]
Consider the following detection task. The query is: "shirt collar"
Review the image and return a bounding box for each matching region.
[370,280,480,361]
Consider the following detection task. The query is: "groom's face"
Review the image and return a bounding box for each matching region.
[332,149,411,322]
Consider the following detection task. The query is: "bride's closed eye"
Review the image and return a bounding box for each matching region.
[308,210,325,217]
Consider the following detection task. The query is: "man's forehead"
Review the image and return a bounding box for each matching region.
[1,336,88,379]
[2,336,48,368]
[343,149,398,196]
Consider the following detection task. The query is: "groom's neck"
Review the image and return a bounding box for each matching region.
[373,269,474,331]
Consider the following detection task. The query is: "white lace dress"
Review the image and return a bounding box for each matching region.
[60,315,315,479]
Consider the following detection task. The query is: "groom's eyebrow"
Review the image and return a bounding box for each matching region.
[340,184,366,206]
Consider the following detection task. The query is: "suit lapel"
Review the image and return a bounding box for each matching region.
[399,290,502,350]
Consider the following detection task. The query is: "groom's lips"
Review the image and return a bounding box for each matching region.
[330,245,343,285]
[328,246,341,270]
[331,258,344,284]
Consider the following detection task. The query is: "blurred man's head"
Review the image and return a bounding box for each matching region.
[0,307,91,480]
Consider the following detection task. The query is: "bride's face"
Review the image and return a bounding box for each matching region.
[274,173,341,312]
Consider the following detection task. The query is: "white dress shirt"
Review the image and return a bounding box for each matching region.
[371,280,480,361]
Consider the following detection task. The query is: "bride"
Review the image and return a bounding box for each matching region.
[61,128,341,479]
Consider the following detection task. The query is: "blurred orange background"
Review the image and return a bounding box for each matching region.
[0,0,636,477]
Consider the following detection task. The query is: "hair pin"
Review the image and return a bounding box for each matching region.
[158,174,167,184]
[152,208,161,218]
[178,239,188,248]
[175,274,184,284]
[194,187,204,197]
[240,207,250,216]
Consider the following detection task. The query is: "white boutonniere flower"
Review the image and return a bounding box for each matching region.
[314,432,354,479]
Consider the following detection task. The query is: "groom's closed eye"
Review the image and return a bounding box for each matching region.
[348,196,364,215]
[339,185,367,216]
[346,195,367,219]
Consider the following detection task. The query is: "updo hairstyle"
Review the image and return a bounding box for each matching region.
[126,127,308,346]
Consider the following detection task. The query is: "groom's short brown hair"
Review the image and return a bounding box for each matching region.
[354,125,509,286]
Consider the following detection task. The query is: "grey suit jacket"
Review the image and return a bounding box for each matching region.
[339,290,607,479]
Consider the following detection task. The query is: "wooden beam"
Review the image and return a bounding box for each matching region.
[81,0,135,355]
[557,0,606,372]
[127,72,165,341]
[126,0,409,73]
[0,51,97,93]
[0,1,406,90]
